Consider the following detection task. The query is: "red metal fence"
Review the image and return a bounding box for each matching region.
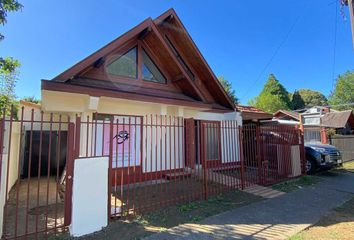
[0,108,74,240]
[0,110,305,239]
[74,115,305,218]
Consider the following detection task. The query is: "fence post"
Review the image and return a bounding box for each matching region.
[238,126,245,189]
[74,115,81,159]
[256,126,262,185]
[107,117,114,222]
[299,130,306,175]
[200,122,208,200]
[64,122,75,226]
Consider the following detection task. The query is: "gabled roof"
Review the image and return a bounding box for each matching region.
[45,9,235,111]
[235,105,273,121]
[321,110,354,128]
[273,110,300,121]
[236,105,268,113]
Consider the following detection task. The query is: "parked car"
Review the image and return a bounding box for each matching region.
[305,143,342,174]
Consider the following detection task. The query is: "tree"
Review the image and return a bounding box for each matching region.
[0,0,22,116]
[291,89,327,110]
[218,76,239,104]
[248,74,291,113]
[0,57,20,116]
[0,0,23,72]
[329,70,354,111]
[22,96,41,104]
[0,0,23,40]
[291,90,305,110]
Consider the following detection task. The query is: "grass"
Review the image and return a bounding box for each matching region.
[66,190,264,240]
[272,175,322,193]
[288,196,354,240]
[342,160,354,172]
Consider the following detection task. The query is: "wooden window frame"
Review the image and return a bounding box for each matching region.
[105,40,170,85]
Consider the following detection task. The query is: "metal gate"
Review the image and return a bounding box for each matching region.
[242,124,305,186]
[0,108,75,239]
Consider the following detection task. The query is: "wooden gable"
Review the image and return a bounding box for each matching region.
[43,9,235,111]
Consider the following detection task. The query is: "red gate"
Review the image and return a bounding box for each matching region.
[0,107,75,239]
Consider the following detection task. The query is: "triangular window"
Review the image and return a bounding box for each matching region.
[106,47,137,78]
[142,49,166,83]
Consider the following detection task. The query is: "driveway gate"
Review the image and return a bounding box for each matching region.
[0,108,75,239]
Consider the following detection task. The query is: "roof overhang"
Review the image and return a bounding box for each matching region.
[41,80,232,113]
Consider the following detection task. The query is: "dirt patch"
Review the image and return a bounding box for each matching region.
[290,197,354,240]
[110,177,229,217]
[52,190,263,240]
[3,178,66,239]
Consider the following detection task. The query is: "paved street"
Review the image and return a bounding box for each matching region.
[145,172,354,240]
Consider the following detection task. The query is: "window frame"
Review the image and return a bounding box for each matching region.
[105,46,138,80]
[105,41,169,85]
[141,47,167,84]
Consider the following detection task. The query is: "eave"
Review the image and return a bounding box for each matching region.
[41,80,229,112]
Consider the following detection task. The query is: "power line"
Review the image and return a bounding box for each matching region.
[240,3,309,102]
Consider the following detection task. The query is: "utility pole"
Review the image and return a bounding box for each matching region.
[346,0,354,47]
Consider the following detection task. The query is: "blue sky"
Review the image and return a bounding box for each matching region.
[1,0,354,104]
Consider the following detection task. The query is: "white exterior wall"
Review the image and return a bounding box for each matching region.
[142,116,184,172]
[0,122,20,237]
[41,90,243,172]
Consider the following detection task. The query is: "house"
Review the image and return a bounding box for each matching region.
[273,110,300,122]
[321,110,354,135]
[299,106,354,143]
[235,105,272,124]
[259,109,300,126]
[39,8,243,175]
[300,106,330,126]
[298,106,330,143]
[0,9,305,239]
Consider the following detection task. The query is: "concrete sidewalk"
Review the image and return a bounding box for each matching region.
[144,172,354,240]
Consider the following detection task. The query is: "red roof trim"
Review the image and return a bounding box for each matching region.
[154,9,235,109]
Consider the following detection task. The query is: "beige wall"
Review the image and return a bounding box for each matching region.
[40,90,242,172]
[41,90,241,121]
[0,122,21,237]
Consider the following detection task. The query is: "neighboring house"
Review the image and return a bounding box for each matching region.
[273,110,300,122]
[300,107,354,143]
[299,106,330,143]
[235,105,272,125]
[321,110,354,135]
[263,109,300,126]
[300,106,330,127]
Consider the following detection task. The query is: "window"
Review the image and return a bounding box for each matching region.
[142,49,166,83]
[204,122,220,161]
[106,47,137,78]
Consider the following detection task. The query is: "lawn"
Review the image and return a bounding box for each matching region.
[289,196,354,240]
[271,175,322,193]
[342,160,354,173]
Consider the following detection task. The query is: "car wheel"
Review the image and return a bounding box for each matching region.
[306,159,316,175]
